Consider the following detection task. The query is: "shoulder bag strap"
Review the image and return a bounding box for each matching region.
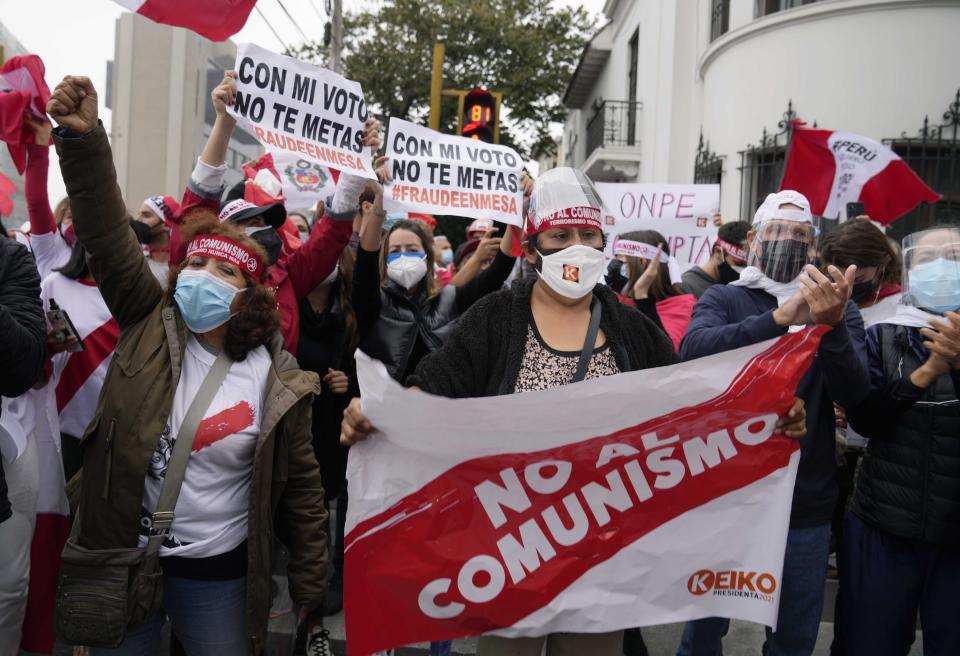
[571,297,602,384]
[145,349,233,559]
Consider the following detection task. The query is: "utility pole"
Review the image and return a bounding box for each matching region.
[331,0,343,74]
[429,43,445,130]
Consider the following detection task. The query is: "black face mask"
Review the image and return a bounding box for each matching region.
[606,259,628,292]
[247,227,283,264]
[851,280,880,304]
[718,260,741,284]
[130,219,154,245]
[758,239,809,283]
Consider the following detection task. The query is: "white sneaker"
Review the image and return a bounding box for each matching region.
[306,626,332,656]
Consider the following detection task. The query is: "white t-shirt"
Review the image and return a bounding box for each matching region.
[144,252,169,289]
[138,334,271,558]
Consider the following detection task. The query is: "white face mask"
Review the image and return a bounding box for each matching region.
[536,244,606,299]
[386,253,428,290]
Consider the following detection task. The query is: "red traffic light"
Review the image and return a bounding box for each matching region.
[462,121,493,143]
[462,88,497,142]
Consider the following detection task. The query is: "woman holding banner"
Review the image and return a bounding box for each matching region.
[613,230,697,351]
[47,76,332,656]
[341,167,809,656]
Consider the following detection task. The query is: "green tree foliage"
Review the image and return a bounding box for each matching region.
[287,0,594,159]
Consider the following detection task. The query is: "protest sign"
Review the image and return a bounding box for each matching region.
[228,42,375,180]
[344,327,826,655]
[596,183,720,271]
[383,117,524,226]
[273,152,337,209]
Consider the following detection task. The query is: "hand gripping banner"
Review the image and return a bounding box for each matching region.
[345,327,827,655]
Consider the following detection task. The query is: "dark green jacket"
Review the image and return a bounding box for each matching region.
[55,124,328,654]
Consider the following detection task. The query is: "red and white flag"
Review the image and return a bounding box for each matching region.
[780,127,939,224]
[344,328,827,655]
[111,0,257,42]
[20,388,71,653]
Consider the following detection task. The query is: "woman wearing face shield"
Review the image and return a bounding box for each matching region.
[341,169,807,656]
[837,224,960,656]
[47,75,332,655]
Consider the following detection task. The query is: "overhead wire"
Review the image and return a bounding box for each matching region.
[307,0,326,23]
[274,0,312,44]
[254,5,290,51]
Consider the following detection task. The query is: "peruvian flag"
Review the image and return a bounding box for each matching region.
[20,390,71,653]
[780,127,939,224]
[0,55,51,175]
[344,327,826,655]
[111,0,257,42]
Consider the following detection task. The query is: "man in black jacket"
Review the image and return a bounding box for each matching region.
[0,233,46,650]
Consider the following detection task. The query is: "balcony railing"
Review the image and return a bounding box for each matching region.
[586,100,642,156]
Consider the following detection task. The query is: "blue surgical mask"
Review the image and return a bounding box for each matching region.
[174,269,244,333]
[440,248,453,266]
[909,258,960,314]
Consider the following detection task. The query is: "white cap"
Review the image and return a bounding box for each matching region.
[753,190,813,225]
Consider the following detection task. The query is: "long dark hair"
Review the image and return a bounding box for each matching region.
[379,219,438,300]
[55,240,90,280]
[336,246,360,356]
[621,230,685,302]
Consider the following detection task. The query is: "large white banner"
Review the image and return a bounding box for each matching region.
[228,43,376,180]
[343,327,827,655]
[383,117,524,226]
[596,183,720,271]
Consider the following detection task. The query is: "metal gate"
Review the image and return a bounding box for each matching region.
[883,89,960,242]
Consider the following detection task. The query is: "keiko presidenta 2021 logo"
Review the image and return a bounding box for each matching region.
[687,569,777,603]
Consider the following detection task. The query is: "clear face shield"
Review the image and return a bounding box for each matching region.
[527,167,606,236]
[747,218,819,284]
[902,227,960,314]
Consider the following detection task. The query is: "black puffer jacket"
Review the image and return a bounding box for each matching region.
[849,323,960,545]
[408,277,677,397]
[0,235,47,523]
[353,246,514,382]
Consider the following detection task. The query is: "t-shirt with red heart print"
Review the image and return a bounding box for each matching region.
[138,334,271,558]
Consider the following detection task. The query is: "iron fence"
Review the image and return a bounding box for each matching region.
[883,89,960,242]
[694,129,724,186]
[586,100,642,155]
[737,101,808,222]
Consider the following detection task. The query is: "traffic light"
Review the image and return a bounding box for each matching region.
[461,88,496,143]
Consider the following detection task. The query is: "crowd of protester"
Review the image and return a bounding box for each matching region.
[0,68,957,656]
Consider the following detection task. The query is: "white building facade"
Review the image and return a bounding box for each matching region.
[560,0,960,237]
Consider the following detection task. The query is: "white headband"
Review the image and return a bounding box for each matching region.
[613,239,683,286]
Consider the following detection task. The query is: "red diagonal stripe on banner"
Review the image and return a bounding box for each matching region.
[344,327,826,655]
[55,319,120,414]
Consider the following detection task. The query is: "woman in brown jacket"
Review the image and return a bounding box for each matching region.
[48,76,334,654]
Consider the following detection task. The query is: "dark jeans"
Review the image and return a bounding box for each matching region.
[836,513,960,656]
[677,524,831,656]
[91,575,247,655]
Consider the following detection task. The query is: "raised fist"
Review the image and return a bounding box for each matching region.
[47,76,99,134]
